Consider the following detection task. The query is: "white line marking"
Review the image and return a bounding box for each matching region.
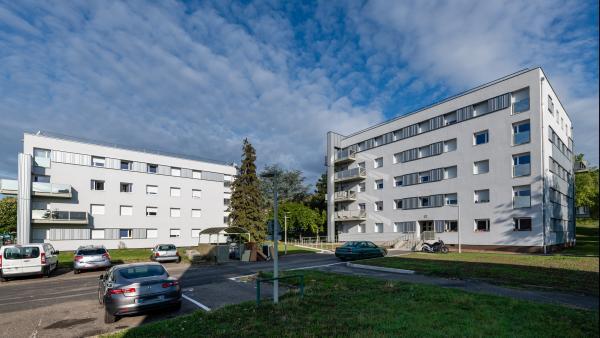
[288,262,345,271]
[292,244,335,253]
[228,273,257,282]
[0,292,96,306]
[182,294,211,312]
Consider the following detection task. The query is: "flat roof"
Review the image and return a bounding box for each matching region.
[25,130,234,167]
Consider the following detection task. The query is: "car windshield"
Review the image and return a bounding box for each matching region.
[158,245,175,251]
[118,265,166,279]
[78,248,106,255]
[3,246,40,259]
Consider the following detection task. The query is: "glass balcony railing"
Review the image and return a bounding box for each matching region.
[513,196,531,208]
[334,210,366,221]
[513,98,530,114]
[31,210,88,224]
[334,191,357,201]
[34,157,51,168]
[32,182,72,197]
[334,167,366,182]
[0,179,18,194]
[513,164,531,177]
[513,131,530,145]
[335,149,356,164]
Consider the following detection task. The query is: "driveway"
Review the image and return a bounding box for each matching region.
[0,252,339,338]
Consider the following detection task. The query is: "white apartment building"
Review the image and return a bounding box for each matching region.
[326,68,575,252]
[0,132,236,250]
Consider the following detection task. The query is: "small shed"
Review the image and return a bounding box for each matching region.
[198,226,251,244]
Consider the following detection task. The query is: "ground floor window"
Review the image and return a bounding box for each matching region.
[146,229,158,238]
[170,228,181,238]
[357,223,365,233]
[119,229,133,239]
[374,223,383,233]
[474,219,490,232]
[445,221,458,232]
[514,218,532,231]
[191,229,202,238]
[91,229,105,239]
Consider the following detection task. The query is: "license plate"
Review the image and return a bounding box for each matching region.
[137,295,164,304]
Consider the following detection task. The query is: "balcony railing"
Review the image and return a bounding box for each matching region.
[513,98,530,114]
[0,179,18,195]
[31,210,88,224]
[334,149,356,164]
[334,190,357,202]
[334,210,366,221]
[513,131,530,145]
[513,164,531,177]
[34,156,51,168]
[32,182,72,198]
[513,196,531,208]
[334,167,366,182]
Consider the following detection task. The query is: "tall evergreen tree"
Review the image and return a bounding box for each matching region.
[308,173,327,212]
[230,139,266,242]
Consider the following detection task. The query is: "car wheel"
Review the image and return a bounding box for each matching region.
[104,310,117,324]
[0,274,6,282]
[172,301,182,311]
[43,266,51,278]
[98,289,104,305]
[176,256,182,263]
[74,269,80,274]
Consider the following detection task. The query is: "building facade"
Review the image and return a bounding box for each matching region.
[0,132,236,250]
[326,68,575,252]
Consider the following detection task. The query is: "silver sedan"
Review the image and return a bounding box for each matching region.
[73,246,111,274]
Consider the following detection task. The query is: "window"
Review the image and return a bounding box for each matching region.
[445,221,458,232]
[33,175,50,183]
[92,156,105,167]
[394,199,403,209]
[513,185,531,208]
[358,203,366,211]
[192,170,202,179]
[548,95,554,114]
[170,187,181,197]
[191,229,202,238]
[514,218,532,231]
[394,176,403,187]
[444,139,457,152]
[91,229,105,239]
[91,204,105,215]
[473,160,489,175]
[374,223,383,233]
[147,164,158,174]
[170,208,181,218]
[170,229,181,238]
[358,162,365,169]
[171,167,181,176]
[147,229,158,238]
[474,189,490,203]
[358,182,366,192]
[374,201,383,211]
[513,121,530,145]
[393,223,400,233]
[357,224,365,233]
[444,166,457,179]
[474,130,489,145]
[393,153,401,164]
[513,153,531,177]
[475,219,490,232]
[192,209,202,218]
[119,229,133,239]
[420,197,430,207]
[374,179,383,190]
[224,198,231,206]
[374,157,383,168]
[120,205,133,216]
[419,145,431,158]
[120,160,132,170]
[192,189,201,198]
[146,185,158,195]
[445,193,458,205]
[512,88,530,113]
[33,148,50,158]
[91,180,105,191]
[120,183,133,193]
[444,112,457,125]
[146,207,158,216]
[419,172,430,183]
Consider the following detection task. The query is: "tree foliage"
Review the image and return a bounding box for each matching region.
[229,139,266,242]
[272,201,326,237]
[307,173,327,212]
[575,168,599,219]
[259,164,309,207]
[0,197,17,233]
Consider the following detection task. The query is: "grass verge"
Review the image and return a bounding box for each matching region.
[106,270,598,337]
[58,248,189,269]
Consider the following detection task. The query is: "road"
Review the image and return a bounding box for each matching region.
[0,252,340,338]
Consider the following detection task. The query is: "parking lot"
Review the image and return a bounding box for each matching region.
[0,252,340,338]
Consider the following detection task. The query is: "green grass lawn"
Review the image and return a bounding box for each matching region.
[58,247,189,269]
[278,244,319,255]
[364,221,599,296]
[106,270,598,338]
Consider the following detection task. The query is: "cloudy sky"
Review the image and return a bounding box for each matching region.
[0,0,598,184]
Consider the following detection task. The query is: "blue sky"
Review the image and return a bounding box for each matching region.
[0,0,598,185]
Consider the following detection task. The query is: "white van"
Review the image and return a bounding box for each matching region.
[0,244,60,281]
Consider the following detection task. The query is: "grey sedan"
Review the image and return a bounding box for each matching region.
[98,262,181,323]
[74,246,111,274]
[150,244,182,263]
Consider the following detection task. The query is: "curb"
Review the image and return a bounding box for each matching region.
[346,262,415,274]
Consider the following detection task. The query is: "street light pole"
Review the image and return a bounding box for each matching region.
[272,181,279,303]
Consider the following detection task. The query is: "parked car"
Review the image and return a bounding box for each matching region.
[98,262,181,323]
[74,245,111,274]
[150,244,181,263]
[0,244,59,281]
[335,241,387,261]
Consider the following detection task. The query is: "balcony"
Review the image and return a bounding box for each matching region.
[334,190,357,202]
[334,149,356,165]
[513,196,531,208]
[334,210,366,222]
[31,210,88,225]
[334,167,366,183]
[34,156,51,168]
[32,182,72,198]
[513,98,530,114]
[513,163,531,177]
[0,179,17,195]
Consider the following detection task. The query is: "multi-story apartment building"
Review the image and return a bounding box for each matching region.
[0,132,236,250]
[326,68,575,252]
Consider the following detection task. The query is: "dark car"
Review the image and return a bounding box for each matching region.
[335,241,387,261]
[98,262,181,323]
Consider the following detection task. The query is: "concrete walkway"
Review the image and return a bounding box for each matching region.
[319,264,599,311]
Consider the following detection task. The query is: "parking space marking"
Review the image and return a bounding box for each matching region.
[182,294,211,312]
[0,291,96,306]
[288,261,345,271]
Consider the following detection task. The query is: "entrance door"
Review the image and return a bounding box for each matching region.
[420,221,433,233]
